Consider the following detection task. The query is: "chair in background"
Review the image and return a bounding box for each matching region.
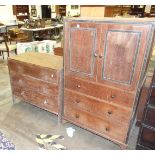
[0,34,17,59]
[8,28,29,43]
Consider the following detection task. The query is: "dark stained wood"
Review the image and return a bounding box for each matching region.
[136,76,152,126]
[63,18,155,148]
[8,52,63,116]
[138,127,155,149]
[136,70,155,150]
[144,107,155,128]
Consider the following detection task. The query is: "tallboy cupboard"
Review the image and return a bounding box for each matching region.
[63,18,155,148]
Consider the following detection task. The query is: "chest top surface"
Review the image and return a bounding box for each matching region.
[8,52,63,70]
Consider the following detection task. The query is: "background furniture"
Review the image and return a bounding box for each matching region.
[136,70,155,149]
[41,5,51,19]
[20,24,63,41]
[54,47,63,56]
[0,34,17,59]
[136,76,152,126]
[56,5,66,16]
[8,52,63,119]
[63,18,155,148]
[104,5,131,17]
[13,5,29,21]
[8,28,29,43]
[136,53,155,127]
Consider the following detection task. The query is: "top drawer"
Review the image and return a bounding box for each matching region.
[65,75,135,108]
[8,59,59,84]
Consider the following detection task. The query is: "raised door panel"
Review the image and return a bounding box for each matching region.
[97,23,153,91]
[64,22,97,81]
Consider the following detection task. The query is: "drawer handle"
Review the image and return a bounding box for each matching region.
[44,100,48,105]
[75,114,80,119]
[51,74,54,78]
[99,54,103,58]
[111,94,116,98]
[94,53,98,57]
[77,85,81,88]
[107,111,112,115]
[21,91,25,95]
[105,127,110,132]
[76,99,80,103]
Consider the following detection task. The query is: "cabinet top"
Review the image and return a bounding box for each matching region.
[8,52,63,70]
[64,17,155,24]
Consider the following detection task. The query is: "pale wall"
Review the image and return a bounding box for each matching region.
[0,5,15,23]
[66,5,80,16]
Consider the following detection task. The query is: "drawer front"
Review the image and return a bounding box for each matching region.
[64,105,128,142]
[8,59,59,84]
[145,107,155,128]
[139,126,155,149]
[64,89,131,124]
[12,86,58,114]
[10,72,58,96]
[65,76,134,107]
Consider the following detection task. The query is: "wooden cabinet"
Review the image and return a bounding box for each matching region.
[63,18,155,148]
[136,71,155,150]
[136,76,152,126]
[104,6,131,17]
[56,5,66,16]
[8,52,63,117]
[13,5,29,21]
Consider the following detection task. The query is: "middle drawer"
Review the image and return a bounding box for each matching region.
[64,89,131,125]
[10,72,58,96]
[65,75,135,108]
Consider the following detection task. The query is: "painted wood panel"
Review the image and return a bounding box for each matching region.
[69,27,96,77]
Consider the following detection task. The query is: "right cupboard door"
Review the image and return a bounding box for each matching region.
[97,23,153,92]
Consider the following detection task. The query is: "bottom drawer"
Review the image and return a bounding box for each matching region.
[139,126,155,149]
[13,86,58,114]
[64,105,128,143]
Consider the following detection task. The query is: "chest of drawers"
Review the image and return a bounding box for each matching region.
[8,52,63,117]
[62,18,155,148]
[136,71,155,150]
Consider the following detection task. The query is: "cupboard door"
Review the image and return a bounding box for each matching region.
[97,23,153,91]
[64,22,97,81]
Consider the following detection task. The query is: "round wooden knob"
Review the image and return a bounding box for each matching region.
[99,54,103,58]
[77,85,81,88]
[105,127,110,132]
[76,99,80,103]
[108,111,112,115]
[111,94,116,98]
[75,114,80,118]
[94,53,98,57]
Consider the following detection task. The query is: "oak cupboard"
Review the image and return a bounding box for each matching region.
[62,17,155,148]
